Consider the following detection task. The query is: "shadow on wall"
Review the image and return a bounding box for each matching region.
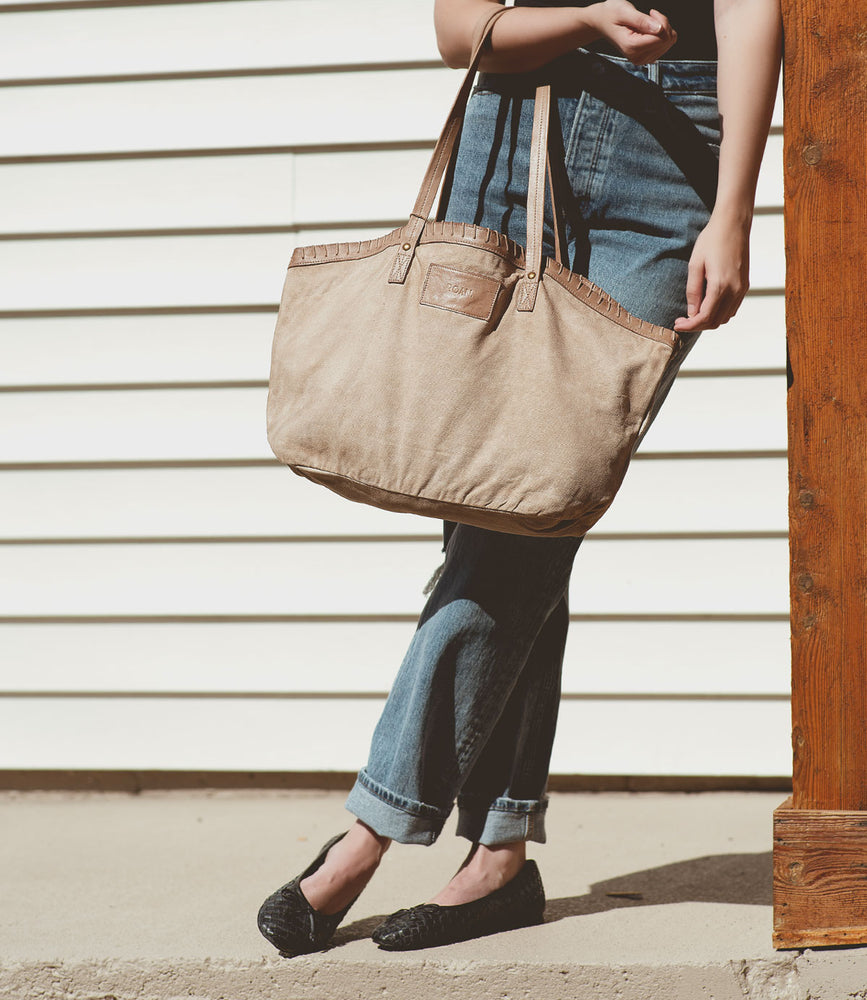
[333,852,772,946]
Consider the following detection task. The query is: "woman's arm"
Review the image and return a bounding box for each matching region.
[433,0,677,73]
[674,0,782,333]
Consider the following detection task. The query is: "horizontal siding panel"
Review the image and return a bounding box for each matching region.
[291,148,430,225]
[0,155,298,233]
[0,460,788,539]
[639,374,785,455]
[0,233,297,310]
[550,699,791,775]
[0,217,782,311]
[683,295,784,373]
[0,314,278,386]
[0,140,782,237]
[0,1,439,79]
[299,135,783,222]
[0,377,787,464]
[0,296,785,388]
[0,696,383,770]
[0,695,791,774]
[0,387,274,462]
[0,0,790,783]
[0,76,782,163]
[0,620,791,695]
[755,133,782,207]
[0,538,789,616]
[745,213,783,288]
[605,458,787,532]
[0,7,783,142]
[0,468,425,538]
[0,69,455,158]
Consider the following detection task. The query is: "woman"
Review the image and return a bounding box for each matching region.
[258,0,782,954]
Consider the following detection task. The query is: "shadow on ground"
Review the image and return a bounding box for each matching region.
[332,851,772,946]
[546,852,772,920]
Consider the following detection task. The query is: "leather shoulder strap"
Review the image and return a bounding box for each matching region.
[389,4,511,284]
[390,3,566,307]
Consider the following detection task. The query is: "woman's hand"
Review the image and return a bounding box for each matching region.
[586,1,677,65]
[673,0,782,334]
[673,210,751,333]
[434,0,676,73]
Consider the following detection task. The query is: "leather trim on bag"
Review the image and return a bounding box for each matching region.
[287,222,526,270]
[543,262,679,349]
[420,264,503,321]
[286,220,677,349]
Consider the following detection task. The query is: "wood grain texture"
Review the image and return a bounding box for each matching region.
[783,0,867,811]
[774,798,867,947]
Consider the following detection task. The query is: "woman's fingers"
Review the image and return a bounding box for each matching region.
[675,261,718,332]
[674,217,751,333]
[648,8,675,40]
[684,259,707,320]
[674,278,746,333]
[600,1,678,63]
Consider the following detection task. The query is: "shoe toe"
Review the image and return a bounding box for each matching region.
[256,832,351,957]
[257,885,318,955]
[370,908,406,943]
[372,904,445,951]
[371,861,546,951]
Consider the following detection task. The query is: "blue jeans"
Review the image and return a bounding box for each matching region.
[345,52,720,846]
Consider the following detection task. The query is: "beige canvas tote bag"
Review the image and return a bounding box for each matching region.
[267,7,680,537]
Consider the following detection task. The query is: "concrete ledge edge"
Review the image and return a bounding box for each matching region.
[0,956,818,1000]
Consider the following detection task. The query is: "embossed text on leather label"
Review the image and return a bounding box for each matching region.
[420,264,502,321]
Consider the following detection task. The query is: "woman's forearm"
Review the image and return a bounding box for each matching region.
[433,0,676,73]
[713,0,782,223]
[433,0,602,71]
[673,0,782,332]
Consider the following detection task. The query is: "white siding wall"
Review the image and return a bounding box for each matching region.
[0,0,790,778]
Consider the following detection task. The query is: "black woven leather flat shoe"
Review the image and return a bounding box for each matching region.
[371,858,545,951]
[257,832,357,957]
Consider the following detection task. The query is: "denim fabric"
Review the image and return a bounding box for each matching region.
[345,52,721,846]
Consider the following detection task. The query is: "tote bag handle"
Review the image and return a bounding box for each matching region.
[388,4,565,312]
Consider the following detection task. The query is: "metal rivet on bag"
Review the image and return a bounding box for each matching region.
[527,271,536,280]
[402,243,411,251]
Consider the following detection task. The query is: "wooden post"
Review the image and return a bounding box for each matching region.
[773,0,867,948]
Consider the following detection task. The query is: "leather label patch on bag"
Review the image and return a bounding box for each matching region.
[420,264,502,321]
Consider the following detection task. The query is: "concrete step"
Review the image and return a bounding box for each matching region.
[1,789,865,1000]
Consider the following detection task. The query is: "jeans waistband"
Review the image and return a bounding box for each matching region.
[478,49,717,97]
[592,52,717,93]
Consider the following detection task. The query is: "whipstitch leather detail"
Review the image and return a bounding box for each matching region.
[544,262,678,348]
[286,221,676,347]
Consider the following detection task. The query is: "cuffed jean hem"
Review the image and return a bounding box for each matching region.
[344,769,450,846]
[456,794,548,846]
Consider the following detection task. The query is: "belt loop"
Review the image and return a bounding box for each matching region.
[647,60,660,85]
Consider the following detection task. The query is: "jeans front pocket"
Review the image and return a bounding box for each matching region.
[667,92,721,156]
